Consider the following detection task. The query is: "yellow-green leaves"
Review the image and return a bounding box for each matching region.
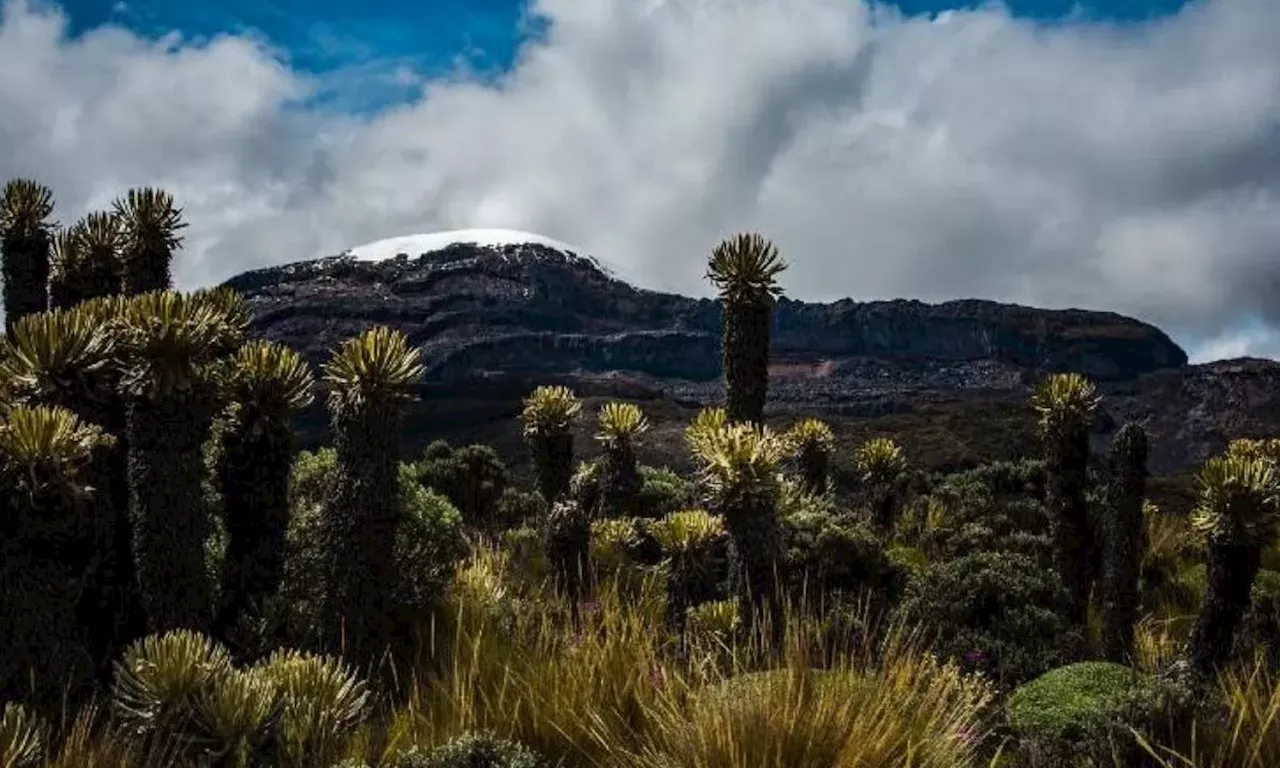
[322,326,423,410]
[688,420,787,502]
[853,437,906,484]
[0,307,116,403]
[112,187,187,254]
[784,418,834,454]
[1191,453,1280,547]
[1030,373,1100,438]
[705,233,787,305]
[0,702,47,768]
[112,630,234,735]
[597,401,648,445]
[228,340,315,415]
[115,290,227,399]
[649,508,727,555]
[0,404,113,497]
[521,385,581,438]
[0,179,54,239]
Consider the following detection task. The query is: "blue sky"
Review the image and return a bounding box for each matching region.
[62,0,1193,112]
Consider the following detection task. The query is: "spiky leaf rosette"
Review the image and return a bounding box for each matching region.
[254,650,370,768]
[0,403,113,502]
[1030,372,1100,439]
[322,326,423,411]
[113,187,185,294]
[0,702,47,768]
[227,340,314,417]
[1224,438,1280,465]
[649,508,727,555]
[114,290,225,400]
[784,418,834,455]
[188,666,280,760]
[0,307,116,406]
[0,179,54,239]
[705,233,787,306]
[50,213,125,307]
[1191,454,1280,548]
[112,630,234,738]
[689,421,786,506]
[596,401,648,446]
[190,285,252,357]
[0,179,55,330]
[684,407,729,457]
[520,385,582,438]
[853,437,906,483]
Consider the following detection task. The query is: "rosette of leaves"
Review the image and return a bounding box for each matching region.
[705,233,786,426]
[595,401,648,518]
[388,730,547,768]
[649,508,729,631]
[112,187,186,295]
[0,702,47,768]
[1185,453,1280,677]
[111,630,235,751]
[853,437,907,533]
[254,649,371,768]
[50,212,125,307]
[520,385,581,505]
[0,179,54,331]
[784,418,835,496]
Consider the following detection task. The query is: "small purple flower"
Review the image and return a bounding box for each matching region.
[961,649,988,666]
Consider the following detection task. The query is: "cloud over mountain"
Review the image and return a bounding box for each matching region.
[2,0,1278,360]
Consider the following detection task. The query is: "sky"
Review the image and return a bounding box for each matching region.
[2,0,1278,364]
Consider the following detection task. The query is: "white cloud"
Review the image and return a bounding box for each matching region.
[2,0,1280,361]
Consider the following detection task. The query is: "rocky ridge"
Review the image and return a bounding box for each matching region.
[223,236,1280,478]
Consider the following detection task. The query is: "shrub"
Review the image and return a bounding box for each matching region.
[277,449,465,647]
[413,442,509,531]
[897,550,1076,687]
[635,464,695,519]
[918,468,1053,565]
[387,731,546,768]
[492,487,547,532]
[1005,661,1166,767]
[782,507,908,609]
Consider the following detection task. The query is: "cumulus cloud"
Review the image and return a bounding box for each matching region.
[1,0,1279,362]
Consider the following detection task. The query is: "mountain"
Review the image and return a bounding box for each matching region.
[223,230,1280,490]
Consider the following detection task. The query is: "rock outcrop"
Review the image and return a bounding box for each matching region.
[223,238,1278,477]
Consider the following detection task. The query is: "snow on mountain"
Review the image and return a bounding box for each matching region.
[339,229,634,284]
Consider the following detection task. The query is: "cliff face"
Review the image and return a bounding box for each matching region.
[223,239,1278,477]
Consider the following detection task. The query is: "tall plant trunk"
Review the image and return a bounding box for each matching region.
[121,243,171,296]
[723,300,770,427]
[127,391,216,633]
[214,414,294,643]
[320,398,404,664]
[2,231,50,333]
[104,393,148,661]
[1047,427,1094,645]
[532,431,574,506]
[798,448,828,496]
[601,444,641,518]
[723,494,785,640]
[1101,424,1147,664]
[1187,542,1261,677]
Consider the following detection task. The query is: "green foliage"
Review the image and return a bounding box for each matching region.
[635,464,695,519]
[492,487,547,531]
[0,179,54,331]
[520,385,580,505]
[918,464,1054,565]
[388,731,546,768]
[1005,661,1157,765]
[781,507,908,609]
[413,441,509,530]
[112,187,185,295]
[898,550,1076,688]
[278,449,465,647]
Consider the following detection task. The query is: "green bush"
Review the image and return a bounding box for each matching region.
[1005,661,1162,766]
[492,487,548,531]
[635,464,695,519]
[919,465,1053,565]
[782,507,908,608]
[897,550,1075,688]
[277,449,466,646]
[387,731,546,768]
[412,442,509,530]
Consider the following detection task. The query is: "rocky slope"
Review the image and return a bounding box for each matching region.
[224,233,1280,479]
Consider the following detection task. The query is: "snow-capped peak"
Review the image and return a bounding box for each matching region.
[338,228,629,282]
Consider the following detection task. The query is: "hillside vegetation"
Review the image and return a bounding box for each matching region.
[1,179,1280,768]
